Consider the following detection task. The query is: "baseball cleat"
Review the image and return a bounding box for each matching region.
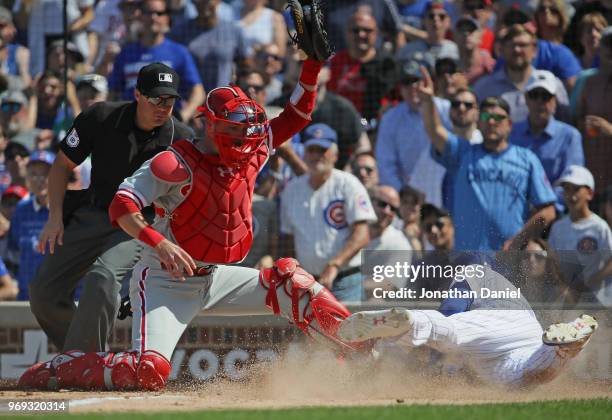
[543,314,598,346]
[337,308,412,342]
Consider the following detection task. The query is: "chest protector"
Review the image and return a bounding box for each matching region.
[168,139,269,263]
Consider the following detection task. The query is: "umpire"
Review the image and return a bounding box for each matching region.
[29,62,193,352]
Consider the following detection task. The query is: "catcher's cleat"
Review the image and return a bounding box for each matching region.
[543,314,598,346]
[337,308,412,343]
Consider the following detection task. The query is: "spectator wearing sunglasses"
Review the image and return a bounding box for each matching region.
[460,0,495,53]
[510,237,576,314]
[0,89,31,141]
[109,0,205,122]
[397,1,459,68]
[254,44,284,105]
[433,57,469,99]
[509,70,584,212]
[419,64,557,251]
[27,62,193,353]
[376,58,451,208]
[474,24,569,123]
[350,151,379,189]
[454,17,496,84]
[359,185,413,297]
[327,9,398,123]
[412,203,455,292]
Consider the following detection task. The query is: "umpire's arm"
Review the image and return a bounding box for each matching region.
[38,151,78,255]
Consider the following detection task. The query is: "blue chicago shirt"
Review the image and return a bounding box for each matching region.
[509,117,584,211]
[433,133,556,251]
[8,197,48,301]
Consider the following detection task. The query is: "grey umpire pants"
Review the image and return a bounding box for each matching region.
[29,205,142,352]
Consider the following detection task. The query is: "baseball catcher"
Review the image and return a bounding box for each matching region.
[19,0,368,391]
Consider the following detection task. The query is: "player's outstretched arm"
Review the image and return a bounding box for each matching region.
[268,58,323,148]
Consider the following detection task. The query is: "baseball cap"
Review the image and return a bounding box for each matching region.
[136,62,180,98]
[28,150,56,167]
[76,74,108,94]
[0,6,12,23]
[2,185,28,201]
[49,40,84,62]
[525,70,558,96]
[555,165,595,190]
[456,16,480,32]
[400,59,428,83]
[302,123,338,149]
[435,56,458,76]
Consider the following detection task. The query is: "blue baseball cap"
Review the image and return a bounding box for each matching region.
[28,150,56,166]
[302,123,338,149]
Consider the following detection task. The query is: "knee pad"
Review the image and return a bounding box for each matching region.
[260,258,369,354]
[136,350,171,391]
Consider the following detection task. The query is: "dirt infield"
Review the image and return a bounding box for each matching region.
[1,345,611,413]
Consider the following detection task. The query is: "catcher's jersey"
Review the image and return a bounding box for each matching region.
[280,169,377,275]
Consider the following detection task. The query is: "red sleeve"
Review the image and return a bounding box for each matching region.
[268,59,323,148]
[108,191,141,227]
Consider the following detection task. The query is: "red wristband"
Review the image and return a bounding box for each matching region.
[300,58,324,86]
[138,226,165,248]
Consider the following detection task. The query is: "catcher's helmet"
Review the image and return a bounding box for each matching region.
[197,86,268,167]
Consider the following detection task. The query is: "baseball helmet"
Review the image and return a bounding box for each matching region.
[197,85,268,167]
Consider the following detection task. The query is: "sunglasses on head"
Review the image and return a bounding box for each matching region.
[527,90,554,102]
[451,100,476,110]
[374,198,399,213]
[425,219,446,233]
[479,111,507,122]
[145,96,176,107]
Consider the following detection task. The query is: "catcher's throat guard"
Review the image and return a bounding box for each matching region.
[197,85,269,167]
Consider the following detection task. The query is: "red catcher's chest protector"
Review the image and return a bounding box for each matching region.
[167,139,268,263]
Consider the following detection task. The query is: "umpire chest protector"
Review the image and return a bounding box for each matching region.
[166,139,269,263]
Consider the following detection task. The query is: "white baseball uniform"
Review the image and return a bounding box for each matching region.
[280,168,377,275]
[381,265,578,386]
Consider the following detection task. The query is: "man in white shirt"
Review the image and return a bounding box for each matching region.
[281,123,377,302]
[548,165,612,307]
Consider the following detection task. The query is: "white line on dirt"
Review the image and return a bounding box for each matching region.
[69,395,189,408]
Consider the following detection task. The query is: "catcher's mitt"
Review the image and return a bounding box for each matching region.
[287,0,334,61]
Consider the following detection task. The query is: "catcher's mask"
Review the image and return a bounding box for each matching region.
[197,86,268,167]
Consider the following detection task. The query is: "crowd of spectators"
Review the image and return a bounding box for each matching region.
[0,0,610,309]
